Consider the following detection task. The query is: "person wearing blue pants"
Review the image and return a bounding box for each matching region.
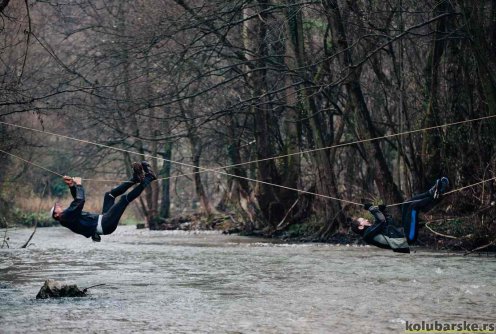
[401,177,450,243]
[350,177,449,252]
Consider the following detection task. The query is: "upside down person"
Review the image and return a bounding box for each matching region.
[350,177,449,253]
[50,161,156,242]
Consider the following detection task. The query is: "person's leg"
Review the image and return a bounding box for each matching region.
[101,162,146,214]
[101,197,129,235]
[402,193,439,243]
[101,176,154,235]
[402,177,450,243]
[101,181,135,214]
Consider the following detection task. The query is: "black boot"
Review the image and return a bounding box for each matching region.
[91,233,101,242]
[141,161,157,181]
[429,177,450,199]
[131,162,145,183]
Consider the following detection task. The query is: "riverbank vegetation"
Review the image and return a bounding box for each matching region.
[1,0,495,251]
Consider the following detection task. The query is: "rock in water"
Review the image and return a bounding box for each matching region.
[36,279,87,299]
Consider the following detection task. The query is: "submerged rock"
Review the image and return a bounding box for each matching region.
[36,279,87,299]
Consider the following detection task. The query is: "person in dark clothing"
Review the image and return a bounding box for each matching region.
[51,161,156,242]
[350,177,449,253]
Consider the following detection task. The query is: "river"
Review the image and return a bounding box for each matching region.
[0,226,495,333]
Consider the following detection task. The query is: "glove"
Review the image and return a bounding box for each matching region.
[378,204,387,212]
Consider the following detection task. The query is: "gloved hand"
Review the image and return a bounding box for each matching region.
[378,204,387,212]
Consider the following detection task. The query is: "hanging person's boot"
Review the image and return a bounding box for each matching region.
[429,177,450,199]
[131,162,145,183]
[91,232,101,242]
[141,161,157,181]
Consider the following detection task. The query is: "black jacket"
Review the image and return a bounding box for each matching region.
[59,185,99,238]
[363,206,410,253]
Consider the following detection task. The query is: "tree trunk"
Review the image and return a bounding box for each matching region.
[285,0,344,237]
[159,141,172,219]
[322,0,403,206]
[190,136,213,216]
[243,0,283,226]
[420,1,451,187]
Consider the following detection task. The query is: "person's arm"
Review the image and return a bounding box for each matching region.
[61,177,85,220]
[363,205,388,241]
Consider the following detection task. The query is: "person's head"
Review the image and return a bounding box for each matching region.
[349,217,372,236]
[50,202,63,221]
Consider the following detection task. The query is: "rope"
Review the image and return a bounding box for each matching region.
[387,176,496,207]
[0,147,362,205]
[212,114,496,172]
[0,121,360,204]
[1,114,495,184]
[142,113,496,184]
[0,149,64,177]
[2,147,495,208]
[1,114,495,207]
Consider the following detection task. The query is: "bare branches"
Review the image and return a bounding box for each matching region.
[17,0,31,83]
[0,0,10,13]
[1,218,9,249]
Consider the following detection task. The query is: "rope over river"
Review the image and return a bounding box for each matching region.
[1,113,496,207]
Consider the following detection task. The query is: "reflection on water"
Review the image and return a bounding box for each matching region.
[1,226,495,333]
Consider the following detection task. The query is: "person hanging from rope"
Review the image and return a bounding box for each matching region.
[350,177,450,253]
[50,161,156,242]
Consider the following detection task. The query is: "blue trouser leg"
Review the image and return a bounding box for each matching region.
[402,191,439,244]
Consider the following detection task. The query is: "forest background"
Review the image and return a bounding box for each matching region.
[1,0,495,251]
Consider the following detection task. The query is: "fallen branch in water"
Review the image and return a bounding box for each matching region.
[21,183,46,248]
[21,223,37,248]
[1,217,10,248]
[277,198,299,231]
[82,283,106,293]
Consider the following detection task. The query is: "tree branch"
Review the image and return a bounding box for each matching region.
[0,0,11,13]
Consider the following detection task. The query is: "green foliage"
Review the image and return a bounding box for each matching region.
[49,178,68,198]
[13,209,57,227]
[287,221,316,238]
[303,19,326,32]
[430,218,475,238]
[120,217,142,225]
[0,188,14,228]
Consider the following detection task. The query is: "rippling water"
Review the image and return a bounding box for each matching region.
[0,226,495,333]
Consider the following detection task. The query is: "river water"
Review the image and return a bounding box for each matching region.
[0,226,495,333]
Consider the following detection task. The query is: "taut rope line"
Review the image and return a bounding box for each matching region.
[0,149,64,177]
[0,149,362,205]
[1,114,495,206]
[386,176,496,207]
[2,148,495,207]
[159,114,496,184]
[213,114,496,173]
[1,114,495,185]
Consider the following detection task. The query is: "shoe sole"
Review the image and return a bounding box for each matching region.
[141,161,157,179]
[132,162,145,182]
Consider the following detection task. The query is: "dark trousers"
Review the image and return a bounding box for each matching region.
[401,191,438,244]
[100,179,149,235]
